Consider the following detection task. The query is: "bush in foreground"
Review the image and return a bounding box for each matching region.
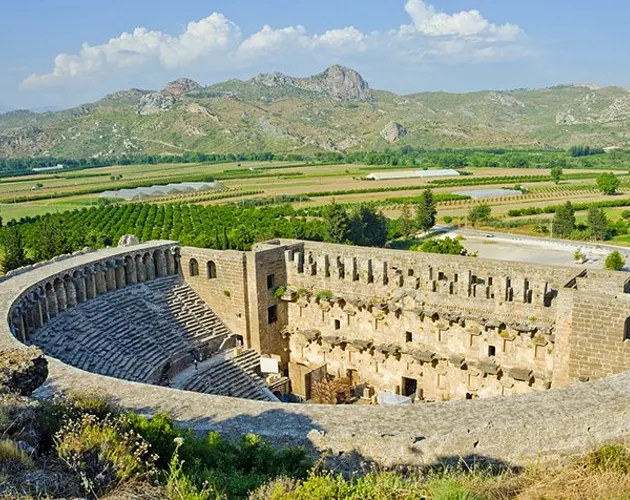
[605,250,626,271]
[55,413,156,495]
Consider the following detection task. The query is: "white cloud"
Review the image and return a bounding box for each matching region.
[21,13,240,88]
[238,25,308,57]
[404,0,521,40]
[313,27,367,49]
[21,2,528,90]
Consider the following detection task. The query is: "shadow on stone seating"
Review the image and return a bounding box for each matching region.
[323,450,519,479]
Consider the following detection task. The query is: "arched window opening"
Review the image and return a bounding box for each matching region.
[624,317,630,342]
[189,258,199,277]
[207,261,217,279]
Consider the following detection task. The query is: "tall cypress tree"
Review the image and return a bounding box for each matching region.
[587,207,609,241]
[0,227,27,273]
[399,204,415,239]
[325,201,351,244]
[552,201,576,238]
[416,189,437,233]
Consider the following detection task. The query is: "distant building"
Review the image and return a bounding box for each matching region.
[366,169,460,181]
[32,164,64,172]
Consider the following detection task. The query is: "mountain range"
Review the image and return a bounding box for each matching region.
[1,65,629,158]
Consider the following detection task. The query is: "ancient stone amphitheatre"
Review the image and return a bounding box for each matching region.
[3,234,630,465]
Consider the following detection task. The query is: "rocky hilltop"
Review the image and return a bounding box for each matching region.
[380,121,407,143]
[163,78,202,96]
[1,68,629,158]
[252,65,373,101]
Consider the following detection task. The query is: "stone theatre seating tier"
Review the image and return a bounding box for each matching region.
[28,276,233,384]
[181,348,276,401]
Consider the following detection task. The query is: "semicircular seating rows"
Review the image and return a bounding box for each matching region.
[27,275,275,400]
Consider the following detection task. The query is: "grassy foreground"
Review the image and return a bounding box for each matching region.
[3,388,630,499]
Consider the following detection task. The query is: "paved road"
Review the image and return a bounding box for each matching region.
[432,226,630,270]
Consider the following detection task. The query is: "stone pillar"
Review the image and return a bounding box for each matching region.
[37,288,49,325]
[125,257,137,285]
[55,281,67,312]
[46,285,58,318]
[172,248,181,274]
[74,273,87,303]
[145,254,156,281]
[165,250,175,276]
[12,310,26,343]
[23,303,35,337]
[135,255,146,282]
[85,268,97,300]
[95,264,107,295]
[115,259,126,289]
[155,250,167,278]
[21,309,32,340]
[28,293,43,329]
[65,278,78,308]
[36,299,46,328]
[105,262,117,292]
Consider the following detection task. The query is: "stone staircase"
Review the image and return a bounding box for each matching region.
[181,348,277,401]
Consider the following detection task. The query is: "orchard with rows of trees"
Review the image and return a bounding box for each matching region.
[0,201,397,273]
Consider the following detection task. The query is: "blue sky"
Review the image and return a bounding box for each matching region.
[2,0,629,109]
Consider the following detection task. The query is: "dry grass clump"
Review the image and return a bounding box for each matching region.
[0,439,33,467]
[55,413,157,496]
[457,445,630,500]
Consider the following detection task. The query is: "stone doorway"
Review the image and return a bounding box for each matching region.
[402,377,418,398]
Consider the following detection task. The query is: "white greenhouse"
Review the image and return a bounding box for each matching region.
[100,182,226,201]
[366,169,460,181]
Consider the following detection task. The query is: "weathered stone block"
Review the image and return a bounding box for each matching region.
[0,347,48,396]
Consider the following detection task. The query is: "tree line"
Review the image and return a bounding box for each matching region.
[4,146,628,179]
[0,152,311,178]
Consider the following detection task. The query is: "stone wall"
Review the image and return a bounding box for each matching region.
[180,247,249,342]
[567,291,630,381]
[286,299,553,401]
[281,239,577,321]
[240,240,630,400]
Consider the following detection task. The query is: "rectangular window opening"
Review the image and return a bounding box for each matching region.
[267,305,278,324]
[267,274,275,290]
